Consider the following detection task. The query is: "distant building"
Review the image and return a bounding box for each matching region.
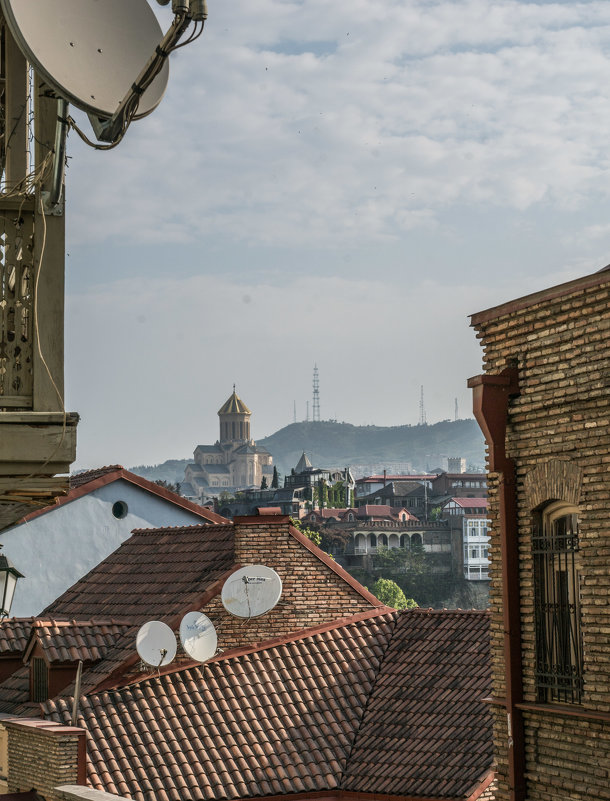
[461,515,490,581]
[354,473,436,499]
[285,451,354,508]
[182,389,274,500]
[447,456,467,473]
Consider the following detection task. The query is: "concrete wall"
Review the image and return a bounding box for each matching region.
[0,479,208,616]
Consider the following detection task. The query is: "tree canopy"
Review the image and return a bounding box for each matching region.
[371,578,418,610]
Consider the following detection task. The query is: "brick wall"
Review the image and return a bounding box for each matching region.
[5,718,85,799]
[203,518,379,650]
[472,273,610,800]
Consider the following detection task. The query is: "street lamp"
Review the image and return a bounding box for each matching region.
[0,553,24,618]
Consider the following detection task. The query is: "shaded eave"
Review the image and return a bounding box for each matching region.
[11,468,228,527]
[470,265,610,327]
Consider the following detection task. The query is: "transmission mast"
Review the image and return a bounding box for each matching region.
[455,397,459,421]
[313,365,320,422]
[419,385,427,426]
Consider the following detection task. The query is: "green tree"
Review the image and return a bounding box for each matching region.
[271,466,280,489]
[260,476,268,490]
[154,479,180,494]
[289,517,322,546]
[374,543,426,574]
[371,578,418,610]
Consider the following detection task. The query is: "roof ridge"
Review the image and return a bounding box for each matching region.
[130,522,231,535]
[12,466,227,527]
[406,607,491,616]
[118,607,398,690]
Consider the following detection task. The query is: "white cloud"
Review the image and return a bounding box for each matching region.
[64,0,610,251]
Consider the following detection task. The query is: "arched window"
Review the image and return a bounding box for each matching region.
[347,513,354,522]
[380,534,388,546]
[533,502,583,703]
[399,533,407,548]
[369,533,377,547]
[411,532,422,547]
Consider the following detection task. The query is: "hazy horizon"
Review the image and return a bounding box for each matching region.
[65,1,610,469]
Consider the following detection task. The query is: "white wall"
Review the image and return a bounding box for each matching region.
[0,479,209,616]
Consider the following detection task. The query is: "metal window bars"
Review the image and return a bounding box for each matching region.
[533,512,584,704]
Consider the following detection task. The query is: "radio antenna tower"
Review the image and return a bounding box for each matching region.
[293,401,297,424]
[419,385,426,426]
[455,397,459,421]
[313,365,321,422]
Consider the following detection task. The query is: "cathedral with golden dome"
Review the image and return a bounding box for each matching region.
[182,388,274,501]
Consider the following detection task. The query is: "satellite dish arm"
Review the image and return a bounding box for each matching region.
[46,98,69,212]
[89,6,204,144]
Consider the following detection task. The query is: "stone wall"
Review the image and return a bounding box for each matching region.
[472,272,610,800]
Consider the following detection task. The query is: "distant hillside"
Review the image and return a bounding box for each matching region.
[129,419,485,484]
[258,419,485,476]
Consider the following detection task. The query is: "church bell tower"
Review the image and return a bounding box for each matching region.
[218,387,251,445]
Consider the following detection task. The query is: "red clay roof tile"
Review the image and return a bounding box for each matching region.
[42,609,491,801]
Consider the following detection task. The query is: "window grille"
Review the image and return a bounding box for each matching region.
[31,657,48,702]
[533,509,583,703]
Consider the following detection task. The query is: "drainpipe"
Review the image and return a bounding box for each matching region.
[467,366,524,801]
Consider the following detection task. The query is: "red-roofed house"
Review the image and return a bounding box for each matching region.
[0,512,494,801]
[0,466,225,617]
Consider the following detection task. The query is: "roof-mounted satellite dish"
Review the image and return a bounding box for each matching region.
[136,620,177,668]
[0,0,169,120]
[221,565,282,619]
[179,612,217,663]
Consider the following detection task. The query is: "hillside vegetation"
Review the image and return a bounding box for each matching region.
[129,419,485,483]
[259,419,484,474]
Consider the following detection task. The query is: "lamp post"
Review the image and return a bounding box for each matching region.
[0,553,24,618]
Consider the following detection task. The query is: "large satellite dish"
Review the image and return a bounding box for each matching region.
[0,0,169,120]
[221,565,283,619]
[136,620,177,667]
[179,612,217,663]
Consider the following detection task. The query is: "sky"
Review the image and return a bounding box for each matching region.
[64,0,610,469]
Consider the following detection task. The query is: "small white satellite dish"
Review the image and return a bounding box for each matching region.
[221,565,283,619]
[179,612,217,663]
[136,620,177,668]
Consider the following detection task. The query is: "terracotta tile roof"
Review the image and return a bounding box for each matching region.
[43,609,491,801]
[357,504,396,518]
[24,619,132,664]
[446,497,488,509]
[69,465,124,489]
[14,467,227,527]
[343,609,493,798]
[0,617,36,653]
[0,664,30,713]
[42,524,235,623]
